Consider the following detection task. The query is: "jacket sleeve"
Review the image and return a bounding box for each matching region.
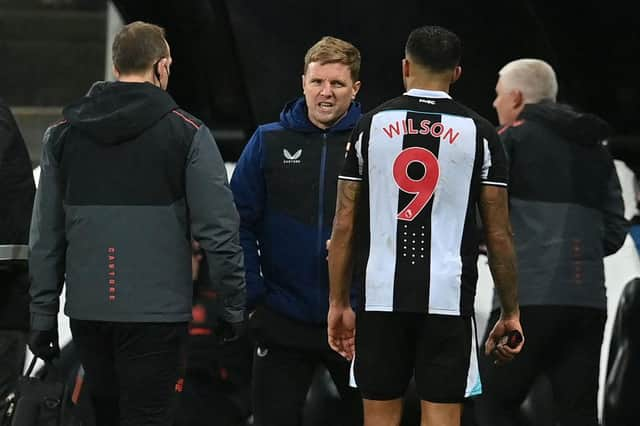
[498,129,516,164]
[230,128,266,310]
[0,100,35,247]
[29,125,67,331]
[185,125,246,324]
[0,101,13,167]
[602,164,629,256]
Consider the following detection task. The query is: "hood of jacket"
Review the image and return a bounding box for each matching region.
[279,96,362,133]
[518,101,610,147]
[63,81,178,145]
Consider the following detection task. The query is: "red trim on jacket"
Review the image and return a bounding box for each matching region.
[172,110,200,129]
[498,119,525,135]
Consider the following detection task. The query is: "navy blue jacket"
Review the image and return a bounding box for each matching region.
[231,97,361,324]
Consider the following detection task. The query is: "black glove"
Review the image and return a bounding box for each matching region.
[28,329,60,361]
[218,319,247,344]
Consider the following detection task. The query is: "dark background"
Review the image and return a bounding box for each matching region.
[55,0,640,161]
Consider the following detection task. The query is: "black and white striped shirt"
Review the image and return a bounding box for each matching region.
[340,89,508,315]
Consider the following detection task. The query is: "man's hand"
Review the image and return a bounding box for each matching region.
[327,305,356,360]
[191,240,203,281]
[484,315,524,365]
[218,319,247,344]
[28,329,60,361]
[327,180,360,361]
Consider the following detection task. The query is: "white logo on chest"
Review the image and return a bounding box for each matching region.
[283,148,302,164]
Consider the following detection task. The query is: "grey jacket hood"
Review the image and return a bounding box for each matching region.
[63,81,178,145]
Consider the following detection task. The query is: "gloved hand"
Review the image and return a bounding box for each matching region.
[218,319,247,344]
[28,329,60,361]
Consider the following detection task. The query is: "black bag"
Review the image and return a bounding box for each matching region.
[10,357,67,426]
[604,277,640,426]
[1,391,16,426]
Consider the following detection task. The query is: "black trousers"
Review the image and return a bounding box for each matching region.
[0,330,26,402]
[472,306,606,426]
[250,307,363,426]
[70,320,187,426]
[0,268,29,406]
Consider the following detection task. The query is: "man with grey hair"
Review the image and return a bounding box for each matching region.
[473,58,628,426]
[493,58,558,125]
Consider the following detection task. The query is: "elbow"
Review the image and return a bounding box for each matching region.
[604,232,629,256]
[604,220,631,256]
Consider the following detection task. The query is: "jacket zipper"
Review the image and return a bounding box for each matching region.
[316,133,328,321]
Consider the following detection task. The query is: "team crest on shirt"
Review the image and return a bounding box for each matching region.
[283,148,302,164]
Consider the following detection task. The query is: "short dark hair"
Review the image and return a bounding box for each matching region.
[112,21,169,75]
[405,25,461,72]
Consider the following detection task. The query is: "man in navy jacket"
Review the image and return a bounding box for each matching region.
[231,36,363,426]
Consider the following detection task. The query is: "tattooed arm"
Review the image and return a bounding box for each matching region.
[327,179,361,359]
[479,185,523,362]
[329,180,361,306]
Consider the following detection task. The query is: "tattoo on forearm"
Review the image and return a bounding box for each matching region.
[341,181,360,202]
[487,235,519,316]
[336,181,361,217]
[329,181,361,305]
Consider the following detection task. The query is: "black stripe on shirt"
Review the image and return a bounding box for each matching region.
[392,111,441,312]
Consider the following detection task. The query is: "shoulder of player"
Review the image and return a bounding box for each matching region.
[448,102,503,141]
[447,101,490,126]
[359,95,409,123]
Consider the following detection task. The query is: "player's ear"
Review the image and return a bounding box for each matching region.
[451,66,462,83]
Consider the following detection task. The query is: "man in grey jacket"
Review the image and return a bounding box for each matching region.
[473,58,628,426]
[28,21,245,426]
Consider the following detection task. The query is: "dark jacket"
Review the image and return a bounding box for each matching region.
[494,102,628,310]
[0,98,35,330]
[231,97,361,324]
[29,81,246,331]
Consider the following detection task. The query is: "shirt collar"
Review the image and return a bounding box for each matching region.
[403,88,452,99]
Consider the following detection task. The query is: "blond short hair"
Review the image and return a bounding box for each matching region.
[303,36,361,82]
